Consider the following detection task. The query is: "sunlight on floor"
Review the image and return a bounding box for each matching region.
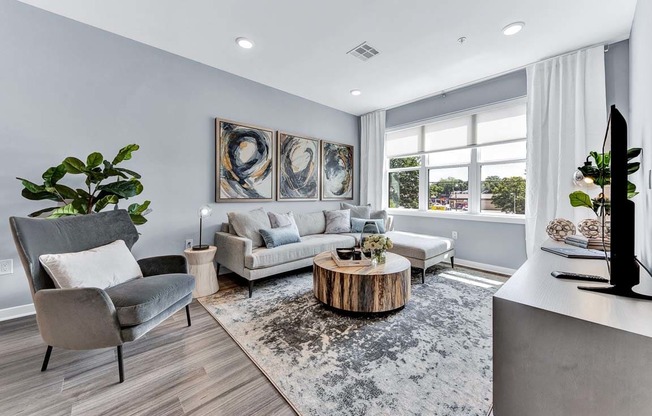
[439,270,505,289]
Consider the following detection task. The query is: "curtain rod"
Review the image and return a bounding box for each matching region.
[380,41,614,114]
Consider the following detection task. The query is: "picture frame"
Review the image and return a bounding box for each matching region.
[215,118,275,202]
[277,132,320,201]
[320,140,354,201]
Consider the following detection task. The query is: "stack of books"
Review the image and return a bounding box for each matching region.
[564,235,610,251]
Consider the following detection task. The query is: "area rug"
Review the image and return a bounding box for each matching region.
[199,265,505,416]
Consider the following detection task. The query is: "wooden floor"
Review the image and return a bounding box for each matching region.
[0,275,296,416]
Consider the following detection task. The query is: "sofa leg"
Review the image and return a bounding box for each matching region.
[248,280,254,298]
[451,256,455,268]
[421,269,426,284]
[117,345,124,383]
[41,345,53,372]
[185,304,192,327]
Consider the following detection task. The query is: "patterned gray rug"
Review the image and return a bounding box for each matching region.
[199,265,505,416]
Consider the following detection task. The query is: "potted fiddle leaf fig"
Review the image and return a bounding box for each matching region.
[16,144,151,225]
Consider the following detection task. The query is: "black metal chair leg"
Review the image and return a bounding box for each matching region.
[117,345,124,383]
[185,304,191,327]
[451,256,455,268]
[41,345,53,372]
[248,280,254,298]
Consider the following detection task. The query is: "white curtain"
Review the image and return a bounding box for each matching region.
[525,46,607,258]
[360,110,386,209]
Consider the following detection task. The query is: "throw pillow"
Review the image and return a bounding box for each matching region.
[259,225,301,248]
[267,211,300,235]
[324,209,351,234]
[227,207,271,248]
[350,218,386,234]
[340,202,371,219]
[370,209,389,230]
[39,240,142,289]
[294,212,327,236]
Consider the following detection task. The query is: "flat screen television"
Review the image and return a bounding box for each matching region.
[579,105,651,300]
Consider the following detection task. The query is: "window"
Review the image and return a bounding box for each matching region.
[385,100,526,216]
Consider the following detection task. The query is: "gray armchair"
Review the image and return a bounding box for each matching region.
[9,210,195,383]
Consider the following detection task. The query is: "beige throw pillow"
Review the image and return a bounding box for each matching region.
[227,207,272,248]
[39,240,142,289]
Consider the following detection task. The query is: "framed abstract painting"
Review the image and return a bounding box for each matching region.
[277,132,320,201]
[215,119,275,202]
[321,141,354,200]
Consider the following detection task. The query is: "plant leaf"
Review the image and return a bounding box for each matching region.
[128,200,151,215]
[21,188,60,202]
[115,167,142,179]
[129,214,148,225]
[628,192,639,199]
[17,178,44,193]
[54,184,77,200]
[62,157,86,174]
[28,206,59,218]
[628,181,637,193]
[86,152,104,168]
[628,162,640,174]
[76,188,91,199]
[94,195,119,212]
[48,203,80,218]
[96,180,142,198]
[112,144,140,165]
[42,165,66,187]
[627,148,642,160]
[569,191,594,209]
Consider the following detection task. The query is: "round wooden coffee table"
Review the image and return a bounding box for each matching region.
[313,251,411,313]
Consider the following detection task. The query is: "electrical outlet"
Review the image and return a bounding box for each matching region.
[185,239,193,250]
[0,259,13,275]
[452,231,458,240]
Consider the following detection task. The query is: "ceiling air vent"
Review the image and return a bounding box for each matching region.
[347,42,380,61]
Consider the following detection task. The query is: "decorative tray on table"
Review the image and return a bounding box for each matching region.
[330,250,372,267]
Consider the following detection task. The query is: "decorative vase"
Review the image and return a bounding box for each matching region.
[546,218,576,241]
[371,249,386,266]
[360,221,380,256]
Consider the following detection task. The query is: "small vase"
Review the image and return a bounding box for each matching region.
[372,250,386,265]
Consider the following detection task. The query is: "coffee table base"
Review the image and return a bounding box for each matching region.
[313,263,411,313]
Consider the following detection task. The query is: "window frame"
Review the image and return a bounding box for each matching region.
[385,98,527,222]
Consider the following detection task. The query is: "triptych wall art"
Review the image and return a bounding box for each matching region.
[215,119,354,202]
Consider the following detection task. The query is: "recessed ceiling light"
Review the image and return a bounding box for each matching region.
[350,89,362,96]
[502,22,525,36]
[235,37,255,49]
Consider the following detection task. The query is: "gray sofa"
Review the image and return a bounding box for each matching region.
[215,210,455,297]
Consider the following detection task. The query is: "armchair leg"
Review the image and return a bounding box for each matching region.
[117,345,124,383]
[41,345,53,372]
[451,256,455,268]
[248,280,254,298]
[185,304,192,327]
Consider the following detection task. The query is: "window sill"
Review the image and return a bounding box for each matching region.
[386,209,526,224]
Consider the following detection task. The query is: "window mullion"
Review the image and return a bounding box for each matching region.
[469,115,480,214]
[419,155,427,210]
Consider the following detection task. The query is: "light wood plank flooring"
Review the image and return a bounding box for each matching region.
[0,275,296,416]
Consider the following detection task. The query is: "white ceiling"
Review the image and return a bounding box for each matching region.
[19,0,636,116]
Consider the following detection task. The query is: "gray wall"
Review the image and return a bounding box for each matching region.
[629,0,652,266]
[385,43,630,271]
[0,1,359,310]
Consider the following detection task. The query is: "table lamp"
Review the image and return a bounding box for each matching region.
[193,205,213,250]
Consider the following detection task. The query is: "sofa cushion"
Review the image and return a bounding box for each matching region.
[386,231,454,260]
[324,209,351,234]
[267,211,300,235]
[294,212,326,236]
[228,208,271,248]
[105,273,195,326]
[245,234,355,269]
[259,224,301,248]
[39,240,142,289]
[340,202,371,219]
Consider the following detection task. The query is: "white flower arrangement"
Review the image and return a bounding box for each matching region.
[362,234,393,252]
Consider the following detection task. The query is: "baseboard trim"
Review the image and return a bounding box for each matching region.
[454,258,517,276]
[0,303,35,322]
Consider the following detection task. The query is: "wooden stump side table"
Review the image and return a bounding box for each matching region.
[313,251,411,313]
[184,246,219,298]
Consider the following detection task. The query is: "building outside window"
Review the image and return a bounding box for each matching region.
[386,100,526,215]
